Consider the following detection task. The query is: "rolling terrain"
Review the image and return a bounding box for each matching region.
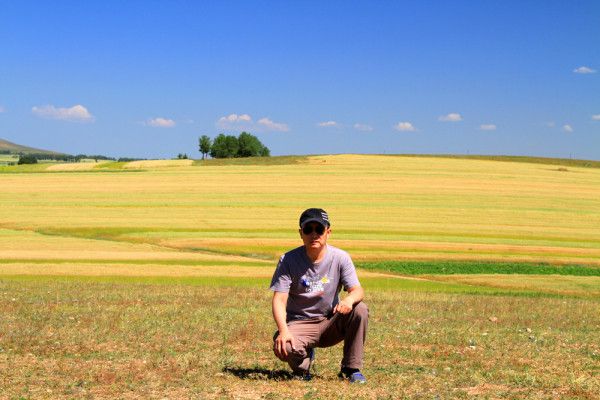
[0,137,63,155]
[0,154,598,398]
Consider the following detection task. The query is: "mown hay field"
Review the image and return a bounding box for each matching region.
[2,154,600,265]
[1,154,599,399]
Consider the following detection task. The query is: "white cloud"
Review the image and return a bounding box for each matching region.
[147,117,176,128]
[31,104,94,122]
[439,113,462,122]
[480,124,497,131]
[216,113,253,129]
[354,123,373,132]
[563,124,574,133]
[220,113,252,123]
[573,66,596,74]
[592,114,600,121]
[216,113,289,132]
[258,117,289,132]
[546,121,556,128]
[394,122,416,132]
[317,121,339,127]
[0,106,5,113]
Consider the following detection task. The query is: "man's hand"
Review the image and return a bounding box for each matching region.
[333,298,353,315]
[333,286,364,315]
[273,330,296,360]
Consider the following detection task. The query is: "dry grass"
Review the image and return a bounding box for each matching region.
[3,155,600,265]
[1,155,599,398]
[0,228,258,264]
[0,279,598,399]
[45,161,111,171]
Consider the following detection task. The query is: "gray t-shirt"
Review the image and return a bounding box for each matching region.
[270,244,360,321]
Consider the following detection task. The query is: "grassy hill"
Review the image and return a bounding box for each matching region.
[1,153,598,398]
[0,137,63,155]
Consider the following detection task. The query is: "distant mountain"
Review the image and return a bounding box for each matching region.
[0,138,64,155]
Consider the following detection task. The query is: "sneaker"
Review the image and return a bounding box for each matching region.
[338,368,367,384]
[292,348,316,381]
[292,371,312,381]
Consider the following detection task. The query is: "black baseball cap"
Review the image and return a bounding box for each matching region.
[299,208,330,228]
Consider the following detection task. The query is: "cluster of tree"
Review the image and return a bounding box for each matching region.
[199,132,270,159]
[176,153,189,159]
[17,155,38,165]
[116,157,145,162]
[9,152,146,163]
[11,152,116,162]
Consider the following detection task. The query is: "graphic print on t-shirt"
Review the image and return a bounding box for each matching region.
[300,275,330,295]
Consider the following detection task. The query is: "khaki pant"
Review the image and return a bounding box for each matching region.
[273,302,368,373]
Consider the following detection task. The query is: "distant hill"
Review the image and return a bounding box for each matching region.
[0,138,64,155]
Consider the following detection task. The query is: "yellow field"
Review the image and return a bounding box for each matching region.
[1,154,599,267]
[2,155,599,399]
[45,161,111,171]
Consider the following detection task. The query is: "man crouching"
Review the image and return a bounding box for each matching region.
[270,208,368,383]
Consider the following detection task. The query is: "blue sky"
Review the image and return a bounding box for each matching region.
[1,1,599,159]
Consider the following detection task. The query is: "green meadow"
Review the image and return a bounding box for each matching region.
[1,154,599,398]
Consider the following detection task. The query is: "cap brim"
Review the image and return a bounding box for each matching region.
[300,218,329,228]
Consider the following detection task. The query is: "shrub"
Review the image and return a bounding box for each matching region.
[17,155,38,165]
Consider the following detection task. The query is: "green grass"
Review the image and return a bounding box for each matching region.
[0,274,591,299]
[94,161,129,169]
[0,163,51,173]
[358,260,600,276]
[193,155,309,166]
[0,154,18,164]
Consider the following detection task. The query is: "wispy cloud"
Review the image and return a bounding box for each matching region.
[146,117,176,128]
[546,121,556,128]
[216,113,253,130]
[592,114,600,121]
[217,113,252,126]
[32,104,94,122]
[354,123,373,132]
[317,121,339,127]
[563,124,574,133]
[394,122,416,132]
[573,66,596,74]
[480,124,497,131]
[439,113,462,122]
[0,105,5,113]
[217,113,289,132]
[258,117,289,132]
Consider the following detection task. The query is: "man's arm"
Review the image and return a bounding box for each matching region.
[333,285,364,315]
[272,291,296,360]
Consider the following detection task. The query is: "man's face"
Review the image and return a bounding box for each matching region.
[299,222,330,251]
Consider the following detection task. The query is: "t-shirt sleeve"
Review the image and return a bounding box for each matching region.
[339,252,360,291]
[269,255,292,292]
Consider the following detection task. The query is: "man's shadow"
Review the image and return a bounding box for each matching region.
[223,366,297,381]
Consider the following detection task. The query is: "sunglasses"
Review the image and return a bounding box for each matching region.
[302,224,326,235]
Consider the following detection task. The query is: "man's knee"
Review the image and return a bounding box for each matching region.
[353,302,368,319]
[274,343,309,373]
[272,334,305,362]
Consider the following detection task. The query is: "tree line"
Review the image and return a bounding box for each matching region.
[12,153,143,165]
[199,132,270,159]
